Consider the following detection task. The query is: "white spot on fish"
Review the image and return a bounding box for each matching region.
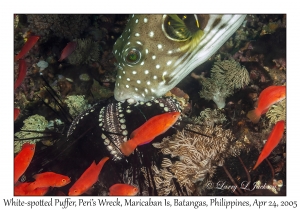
[122,130,128,135]
[159,103,164,107]
[149,31,154,37]
[167,50,173,54]
[140,61,144,65]
[137,80,141,84]
[157,44,162,49]
[135,19,139,23]
[144,70,149,74]
[117,82,120,86]
[135,87,138,91]
[142,93,145,97]
[144,18,148,23]
[135,33,140,37]
[132,15,134,18]
[136,41,142,45]
[156,64,160,69]
[122,71,126,74]
[125,84,129,88]
[121,124,126,129]
[153,75,157,79]
[127,42,131,45]
[146,102,151,106]
[147,81,151,85]
[164,107,169,112]
[152,55,156,60]
[120,118,126,123]
[151,88,155,92]
[127,78,130,81]
[145,49,149,54]
[145,88,148,93]
[132,71,137,74]
[167,60,172,66]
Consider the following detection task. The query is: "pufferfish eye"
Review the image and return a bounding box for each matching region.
[124,48,141,65]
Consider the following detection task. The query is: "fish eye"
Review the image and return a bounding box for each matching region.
[124,48,141,64]
[62,179,66,182]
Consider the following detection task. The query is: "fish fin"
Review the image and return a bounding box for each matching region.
[96,157,109,171]
[246,109,261,124]
[120,140,137,156]
[138,138,154,146]
[25,182,37,192]
[253,157,263,170]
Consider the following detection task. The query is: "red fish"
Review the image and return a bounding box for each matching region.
[247,86,286,123]
[26,172,71,191]
[14,108,20,121]
[68,157,109,196]
[253,120,285,170]
[109,183,139,196]
[15,35,40,61]
[58,41,77,62]
[14,59,27,89]
[14,182,49,196]
[14,143,35,184]
[14,182,30,195]
[25,187,49,196]
[120,112,180,156]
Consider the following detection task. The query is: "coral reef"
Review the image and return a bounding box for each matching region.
[27,15,91,41]
[67,39,100,65]
[14,114,49,153]
[194,108,226,127]
[144,124,244,195]
[90,79,114,100]
[64,95,91,118]
[266,99,286,125]
[195,59,250,109]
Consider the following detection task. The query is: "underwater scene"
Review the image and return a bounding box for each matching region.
[14,14,286,196]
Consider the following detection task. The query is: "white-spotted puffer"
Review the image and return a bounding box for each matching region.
[113,14,246,102]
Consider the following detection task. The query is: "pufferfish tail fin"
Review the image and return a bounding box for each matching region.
[246,109,261,124]
[120,139,138,156]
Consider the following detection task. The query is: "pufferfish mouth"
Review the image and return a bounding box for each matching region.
[114,86,144,103]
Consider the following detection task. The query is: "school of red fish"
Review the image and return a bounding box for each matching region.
[14,111,181,196]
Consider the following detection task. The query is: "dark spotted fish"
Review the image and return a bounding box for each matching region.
[113,14,246,102]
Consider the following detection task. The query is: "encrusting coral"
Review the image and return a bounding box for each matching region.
[14,114,49,153]
[67,39,100,65]
[194,59,250,109]
[64,95,91,118]
[193,108,226,127]
[142,123,244,195]
[266,99,286,125]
